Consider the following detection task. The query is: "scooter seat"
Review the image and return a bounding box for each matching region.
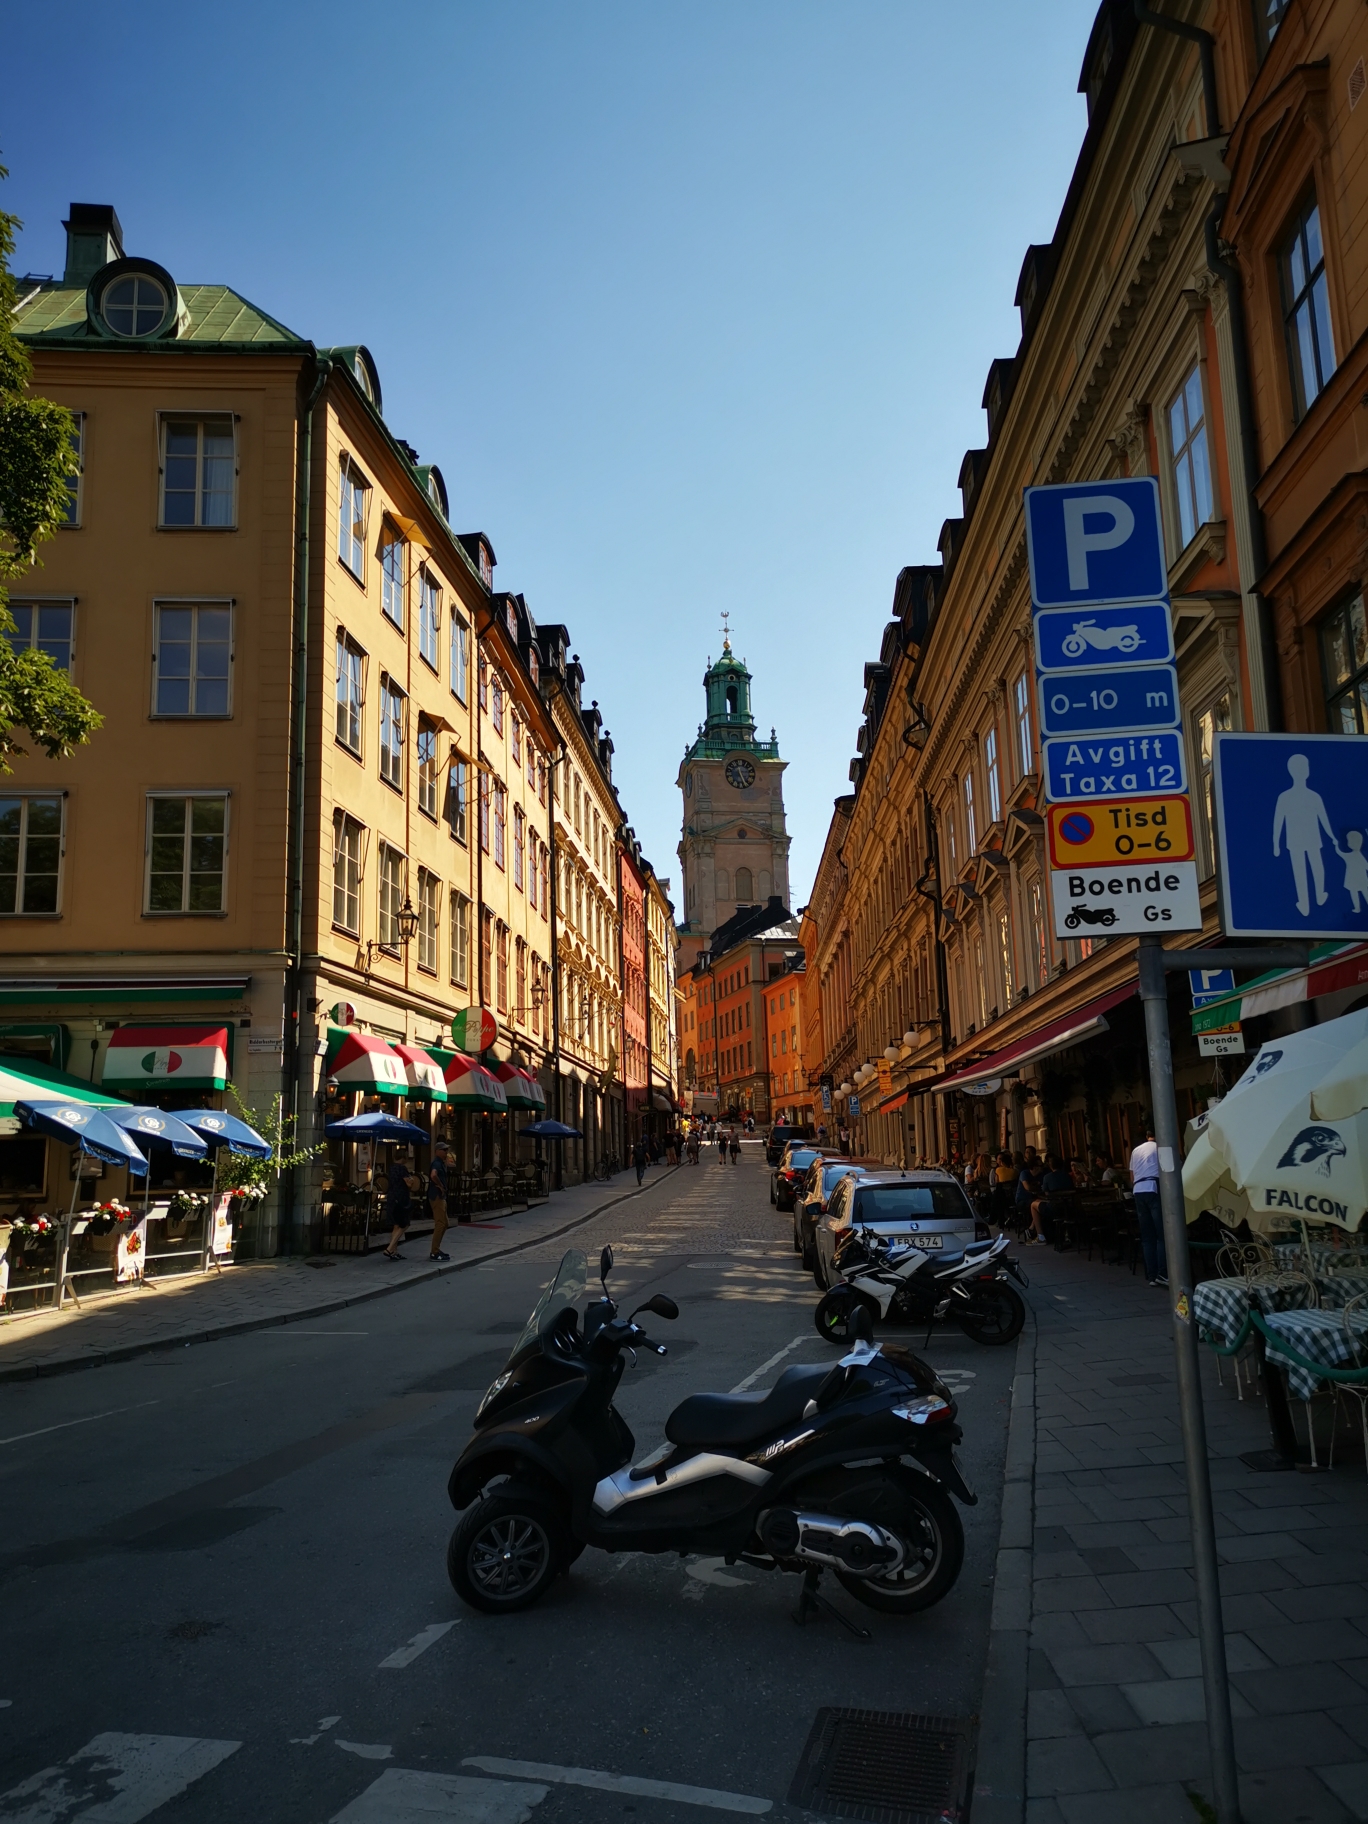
[664,1362,831,1452]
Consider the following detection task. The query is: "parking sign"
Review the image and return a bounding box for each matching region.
[1025,479,1168,608]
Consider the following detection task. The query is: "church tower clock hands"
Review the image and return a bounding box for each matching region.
[675,619,790,973]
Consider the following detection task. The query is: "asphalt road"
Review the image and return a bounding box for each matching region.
[0,1145,1020,1824]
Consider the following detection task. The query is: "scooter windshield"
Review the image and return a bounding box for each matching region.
[505,1249,588,1368]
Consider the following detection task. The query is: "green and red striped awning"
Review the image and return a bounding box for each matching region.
[1190,943,1368,1034]
[102,1025,230,1092]
[433,1050,508,1112]
[325,1029,407,1095]
[490,1062,546,1111]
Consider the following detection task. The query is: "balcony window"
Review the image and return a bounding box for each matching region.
[332,812,363,933]
[0,795,64,914]
[160,417,235,527]
[1168,364,1213,550]
[153,603,231,716]
[146,794,226,914]
[6,601,74,673]
[1282,196,1337,420]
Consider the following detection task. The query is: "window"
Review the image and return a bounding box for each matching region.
[573,775,582,835]
[160,417,235,527]
[380,525,406,629]
[146,794,226,914]
[513,804,525,890]
[481,910,493,1002]
[1255,0,1290,58]
[515,937,527,1023]
[63,414,83,527]
[493,783,506,870]
[332,813,363,932]
[0,795,63,914]
[5,602,74,673]
[417,869,439,973]
[480,773,490,852]
[451,613,469,702]
[492,678,504,736]
[379,677,405,789]
[102,272,167,336]
[417,721,438,818]
[338,460,368,578]
[1013,674,1032,778]
[478,656,488,710]
[963,773,977,853]
[998,908,1014,1008]
[378,845,405,949]
[496,922,509,1013]
[1282,196,1336,420]
[985,726,1002,824]
[1196,694,1232,869]
[447,757,468,844]
[450,890,471,987]
[418,569,440,670]
[1322,591,1368,732]
[540,846,549,919]
[1168,364,1213,550]
[511,714,521,767]
[527,832,538,910]
[153,603,231,716]
[527,739,536,790]
[1029,877,1048,986]
[335,633,364,754]
[537,757,547,807]
[735,865,753,901]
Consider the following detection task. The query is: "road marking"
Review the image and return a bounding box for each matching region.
[379,1620,458,1668]
[0,1732,239,1822]
[729,1335,809,1394]
[0,1401,160,1448]
[463,1757,772,1815]
[332,1769,547,1822]
[337,1741,393,1760]
[289,1714,342,1745]
[685,1556,750,1590]
[260,1329,370,1337]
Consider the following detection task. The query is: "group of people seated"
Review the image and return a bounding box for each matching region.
[963,1147,1125,1246]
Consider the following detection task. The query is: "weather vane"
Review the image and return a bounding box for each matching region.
[720,610,731,650]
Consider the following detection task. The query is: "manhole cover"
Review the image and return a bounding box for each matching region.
[789,1708,972,1823]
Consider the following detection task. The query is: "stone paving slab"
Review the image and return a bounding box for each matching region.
[0,1165,682,1381]
[1020,1244,1368,1821]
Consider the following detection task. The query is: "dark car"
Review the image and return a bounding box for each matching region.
[765,1122,812,1167]
[793,1157,877,1269]
[771,1144,828,1212]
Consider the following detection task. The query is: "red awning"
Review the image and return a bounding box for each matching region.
[879,1089,910,1113]
[935,981,1137,1095]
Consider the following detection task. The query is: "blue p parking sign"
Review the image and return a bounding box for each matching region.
[1025,479,1168,609]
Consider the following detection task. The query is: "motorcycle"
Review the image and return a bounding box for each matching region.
[445,1246,976,1624]
[1060,618,1142,657]
[814,1228,1027,1348]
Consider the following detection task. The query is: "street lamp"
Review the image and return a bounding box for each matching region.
[397,896,420,946]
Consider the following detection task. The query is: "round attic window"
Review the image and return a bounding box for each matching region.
[102,272,168,337]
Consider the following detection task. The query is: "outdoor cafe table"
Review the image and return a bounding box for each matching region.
[1259,1307,1368,1402]
[1193,1275,1316,1345]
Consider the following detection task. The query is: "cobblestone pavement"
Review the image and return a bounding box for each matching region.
[0,1164,686,1382]
[1021,1244,1368,1824]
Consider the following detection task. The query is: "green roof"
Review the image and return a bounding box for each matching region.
[15,282,307,349]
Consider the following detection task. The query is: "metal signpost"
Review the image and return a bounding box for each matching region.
[1024,480,1248,1824]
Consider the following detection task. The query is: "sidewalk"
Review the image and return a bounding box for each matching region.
[993,1244,1368,1823]
[0,1166,679,1383]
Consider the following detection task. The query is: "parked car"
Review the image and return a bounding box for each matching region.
[793,1157,880,1269]
[765,1122,812,1167]
[771,1144,828,1212]
[813,1170,979,1291]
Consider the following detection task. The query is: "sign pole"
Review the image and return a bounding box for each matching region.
[1137,935,1242,1824]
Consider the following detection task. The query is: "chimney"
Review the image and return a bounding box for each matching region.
[63,204,124,287]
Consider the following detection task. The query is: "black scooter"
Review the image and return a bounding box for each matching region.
[446,1246,977,1625]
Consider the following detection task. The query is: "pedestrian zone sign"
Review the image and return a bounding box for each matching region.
[1024,478,1168,608]
[1213,732,1368,938]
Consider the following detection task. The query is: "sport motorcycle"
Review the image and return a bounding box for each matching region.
[814,1228,1027,1347]
[445,1247,976,1625]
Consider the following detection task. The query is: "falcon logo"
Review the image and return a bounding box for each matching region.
[1276,1126,1347,1177]
[1253,1049,1284,1078]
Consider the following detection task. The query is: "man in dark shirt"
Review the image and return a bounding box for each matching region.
[382,1153,413,1260]
[428,1141,451,1258]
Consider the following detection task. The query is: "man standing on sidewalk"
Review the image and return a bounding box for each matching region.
[1128,1124,1167,1287]
[428,1141,452,1258]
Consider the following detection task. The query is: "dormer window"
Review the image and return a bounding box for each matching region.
[506,603,519,640]
[102,271,168,337]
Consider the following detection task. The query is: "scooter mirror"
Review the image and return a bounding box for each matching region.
[635,1293,678,1321]
[599,1245,614,1285]
[849,1303,875,1344]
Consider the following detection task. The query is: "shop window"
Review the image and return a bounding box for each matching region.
[1168,363,1213,550]
[379,676,405,789]
[451,612,469,702]
[446,757,468,845]
[1196,694,1233,872]
[335,633,365,754]
[332,812,363,934]
[160,416,236,528]
[1282,195,1337,421]
[380,524,406,629]
[417,720,438,819]
[1320,590,1368,732]
[418,569,440,671]
[152,602,231,716]
[417,869,439,974]
[450,890,471,988]
[378,845,405,949]
[338,459,369,579]
[62,413,84,526]
[6,601,74,673]
[145,793,226,915]
[0,795,64,915]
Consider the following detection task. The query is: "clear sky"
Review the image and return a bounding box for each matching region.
[6,0,1101,914]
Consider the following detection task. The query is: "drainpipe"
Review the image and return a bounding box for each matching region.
[285,353,331,1254]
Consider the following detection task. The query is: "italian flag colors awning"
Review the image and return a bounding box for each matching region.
[1191,943,1368,1034]
[103,1025,230,1092]
[326,1029,407,1095]
[392,1043,448,1101]
[0,1055,124,1116]
[435,1050,508,1111]
[491,1062,546,1111]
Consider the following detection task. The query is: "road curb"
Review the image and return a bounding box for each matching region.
[0,1167,681,1384]
[971,1299,1036,1824]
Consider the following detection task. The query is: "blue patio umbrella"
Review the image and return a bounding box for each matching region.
[106,1105,209,1160]
[175,1108,271,1158]
[325,1111,429,1143]
[15,1100,152,1311]
[519,1119,583,1139]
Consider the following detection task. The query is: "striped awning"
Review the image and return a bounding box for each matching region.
[491,1062,546,1111]
[392,1043,448,1102]
[435,1050,508,1112]
[0,1056,124,1118]
[103,1024,230,1091]
[1191,943,1368,1034]
[326,1029,407,1095]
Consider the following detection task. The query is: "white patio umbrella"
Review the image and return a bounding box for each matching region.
[1183,1005,1368,1235]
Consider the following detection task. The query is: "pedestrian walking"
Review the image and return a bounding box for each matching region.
[1128,1125,1168,1286]
[632,1137,648,1185]
[687,1131,699,1165]
[838,1123,850,1156]
[382,1151,415,1260]
[728,1130,740,1165]
[427,1141,452,1258]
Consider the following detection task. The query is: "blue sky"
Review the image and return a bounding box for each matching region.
[7,0,1100,912]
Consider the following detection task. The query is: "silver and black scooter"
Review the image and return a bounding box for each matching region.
[445,1247,977,1630]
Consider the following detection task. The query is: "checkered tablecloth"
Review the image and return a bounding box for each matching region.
[1260,1307,1368,1401]
[1194,1276,1313,1346]
[1274,1243,1368,1276]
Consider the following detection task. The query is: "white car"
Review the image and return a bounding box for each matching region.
[814,1169,980,1290]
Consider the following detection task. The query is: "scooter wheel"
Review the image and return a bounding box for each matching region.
[815,1288,873,1344]
[836,1475,965,1614]
[956,1282,1026,1346]
[446,1488,567,1613]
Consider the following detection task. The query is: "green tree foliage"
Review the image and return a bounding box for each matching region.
[214,1083,322,1204]
[0,169,102,768]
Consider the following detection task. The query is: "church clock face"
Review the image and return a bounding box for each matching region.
[725,757,756,789]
